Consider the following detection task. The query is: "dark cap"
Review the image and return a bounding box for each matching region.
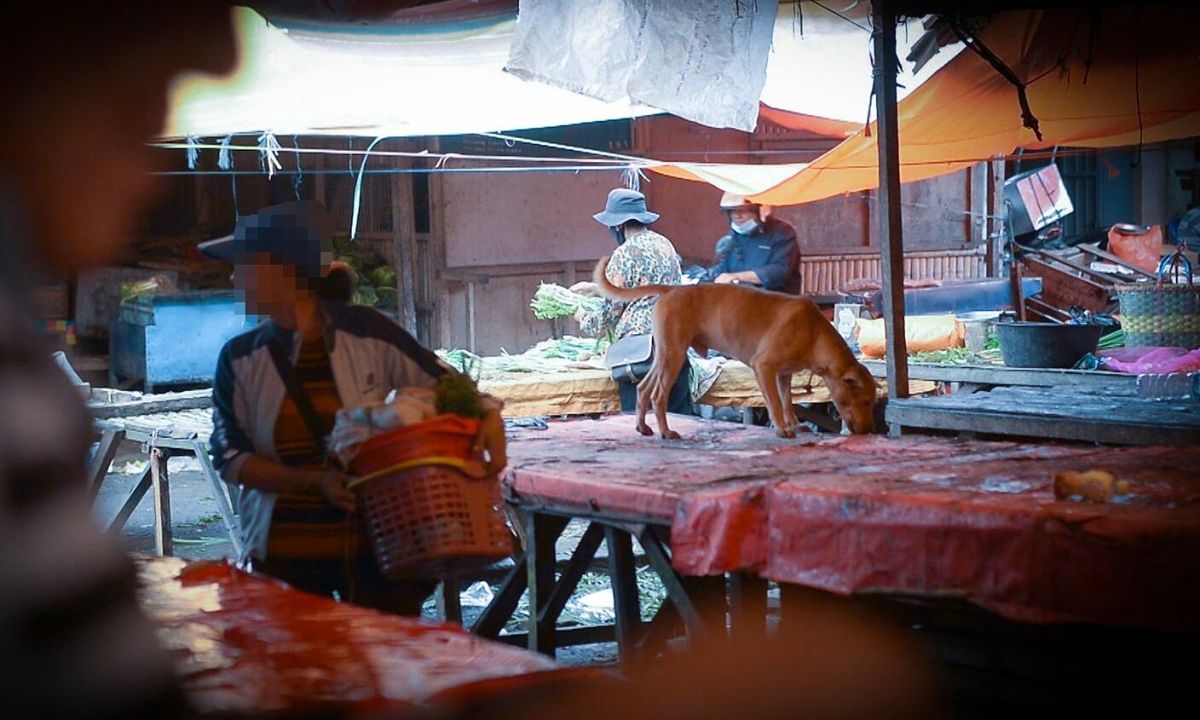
[198,201,333,279]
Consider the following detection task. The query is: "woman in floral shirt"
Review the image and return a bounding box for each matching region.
[573,188,693,414]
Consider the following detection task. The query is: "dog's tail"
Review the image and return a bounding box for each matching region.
[594,255,673,302]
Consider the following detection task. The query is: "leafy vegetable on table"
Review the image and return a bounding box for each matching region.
[530,283,604,320]
[436,336,612,376]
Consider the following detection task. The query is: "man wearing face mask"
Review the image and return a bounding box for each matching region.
[570,188,692,414]
[705,193,801,294]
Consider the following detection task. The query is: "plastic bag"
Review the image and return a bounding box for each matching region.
[329,388,437,466]
[1098,347,1200,374]
[1108,224,1162,274]
[856,315,964,359]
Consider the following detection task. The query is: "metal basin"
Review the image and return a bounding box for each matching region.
[994,321,1104,369]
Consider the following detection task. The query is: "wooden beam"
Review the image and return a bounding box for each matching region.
[873,0,909,399]
[390,168,419,333]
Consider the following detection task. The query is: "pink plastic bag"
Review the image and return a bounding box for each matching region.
[1099,347,1200,374]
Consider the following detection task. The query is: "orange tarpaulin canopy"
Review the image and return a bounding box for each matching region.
[653,6,1200,206]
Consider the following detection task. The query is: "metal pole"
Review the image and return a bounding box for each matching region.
[873,0,909,399]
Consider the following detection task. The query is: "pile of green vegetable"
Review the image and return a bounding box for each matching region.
[1097,330,1125,350]
[436,336,611,376]
[332,234,399,310]
[909,336,1003,365]
[119,276,175,304]
[434,371,486,420]
[530,283,604,320]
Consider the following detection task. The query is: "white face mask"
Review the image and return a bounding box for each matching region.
[731,219,758,235]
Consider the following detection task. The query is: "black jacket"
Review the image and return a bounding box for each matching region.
[706,216,801,293]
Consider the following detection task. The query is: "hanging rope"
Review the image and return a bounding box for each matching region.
[186,136,201,170]
[217,135,234,170]
[947,19,1044,142]
[292,136,303,200]
[218,135,238,220]
[349,136,388,242]
[257,131,282,178]
[621,165,649,191]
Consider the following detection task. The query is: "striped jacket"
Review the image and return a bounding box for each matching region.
[210,302,448,563]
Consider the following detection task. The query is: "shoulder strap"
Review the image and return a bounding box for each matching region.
[265,336,330,448]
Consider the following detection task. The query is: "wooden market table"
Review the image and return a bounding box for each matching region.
[135,556,591,717]
[885,382,1200,445]
[87,389,239,558]
[861,358,1137,391]
[479,358,934,421]
[486,416,1200,640]
[485,414,1200,713]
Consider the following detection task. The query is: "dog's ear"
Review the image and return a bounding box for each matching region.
[842,373,862,388]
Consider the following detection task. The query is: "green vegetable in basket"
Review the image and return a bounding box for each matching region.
[369,266,397,289]
[1097,330,1125,350]
[351,285,378,307]
[375,286,398,308]
[435,371,486,420]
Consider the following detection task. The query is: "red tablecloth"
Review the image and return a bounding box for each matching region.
[764,445,1200,632]
[137,557,559,716]
[504,416,1200,632]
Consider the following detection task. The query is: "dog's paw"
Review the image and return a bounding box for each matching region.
[661,429,682,440]
[775,427,797,439]
[636,423,654,437]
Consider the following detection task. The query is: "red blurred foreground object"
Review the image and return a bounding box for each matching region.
[136,557,562,717]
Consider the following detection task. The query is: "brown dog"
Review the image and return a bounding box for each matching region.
[595,256,878,439]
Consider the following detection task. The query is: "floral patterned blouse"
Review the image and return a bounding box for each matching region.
[579,227,682,340]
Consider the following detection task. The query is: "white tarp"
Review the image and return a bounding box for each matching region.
[505,0,778,133]
[163,6,654,139]
[164,3,958,140]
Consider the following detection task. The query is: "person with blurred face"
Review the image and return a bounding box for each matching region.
[705,193,801,294]
[0,5,235,719]
[201,201,507,614]
[570,188,694,415]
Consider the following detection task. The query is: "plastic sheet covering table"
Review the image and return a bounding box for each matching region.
[480,360,934,418]
[764,444,1200,632]
[137,556,564,717]
[505,416,1090,577]
[503,416,1200,632]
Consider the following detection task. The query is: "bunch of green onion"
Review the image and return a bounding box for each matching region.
[530,283,604,320]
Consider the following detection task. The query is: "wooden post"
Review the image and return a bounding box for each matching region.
[605,527,642,665]
[525,512,568,657]
[438,580,463,625]
[390,169,419,333]
[971,162,988,248]
[150,448,173,557]
[989,155,1007,278]
[428,138,450,350]
[873,0,909,400]
[466,281,477,354]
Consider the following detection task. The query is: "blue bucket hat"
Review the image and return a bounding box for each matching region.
[198,200,333,279]
[592,188,659,227]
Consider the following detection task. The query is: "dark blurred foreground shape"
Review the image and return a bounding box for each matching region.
[0,4,235,719]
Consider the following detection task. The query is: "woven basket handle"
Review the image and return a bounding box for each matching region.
[1157,243,1193,286]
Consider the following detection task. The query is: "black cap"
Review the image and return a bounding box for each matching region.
[198,200,333,279]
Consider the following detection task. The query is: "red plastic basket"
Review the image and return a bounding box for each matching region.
[348,415,513,579]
